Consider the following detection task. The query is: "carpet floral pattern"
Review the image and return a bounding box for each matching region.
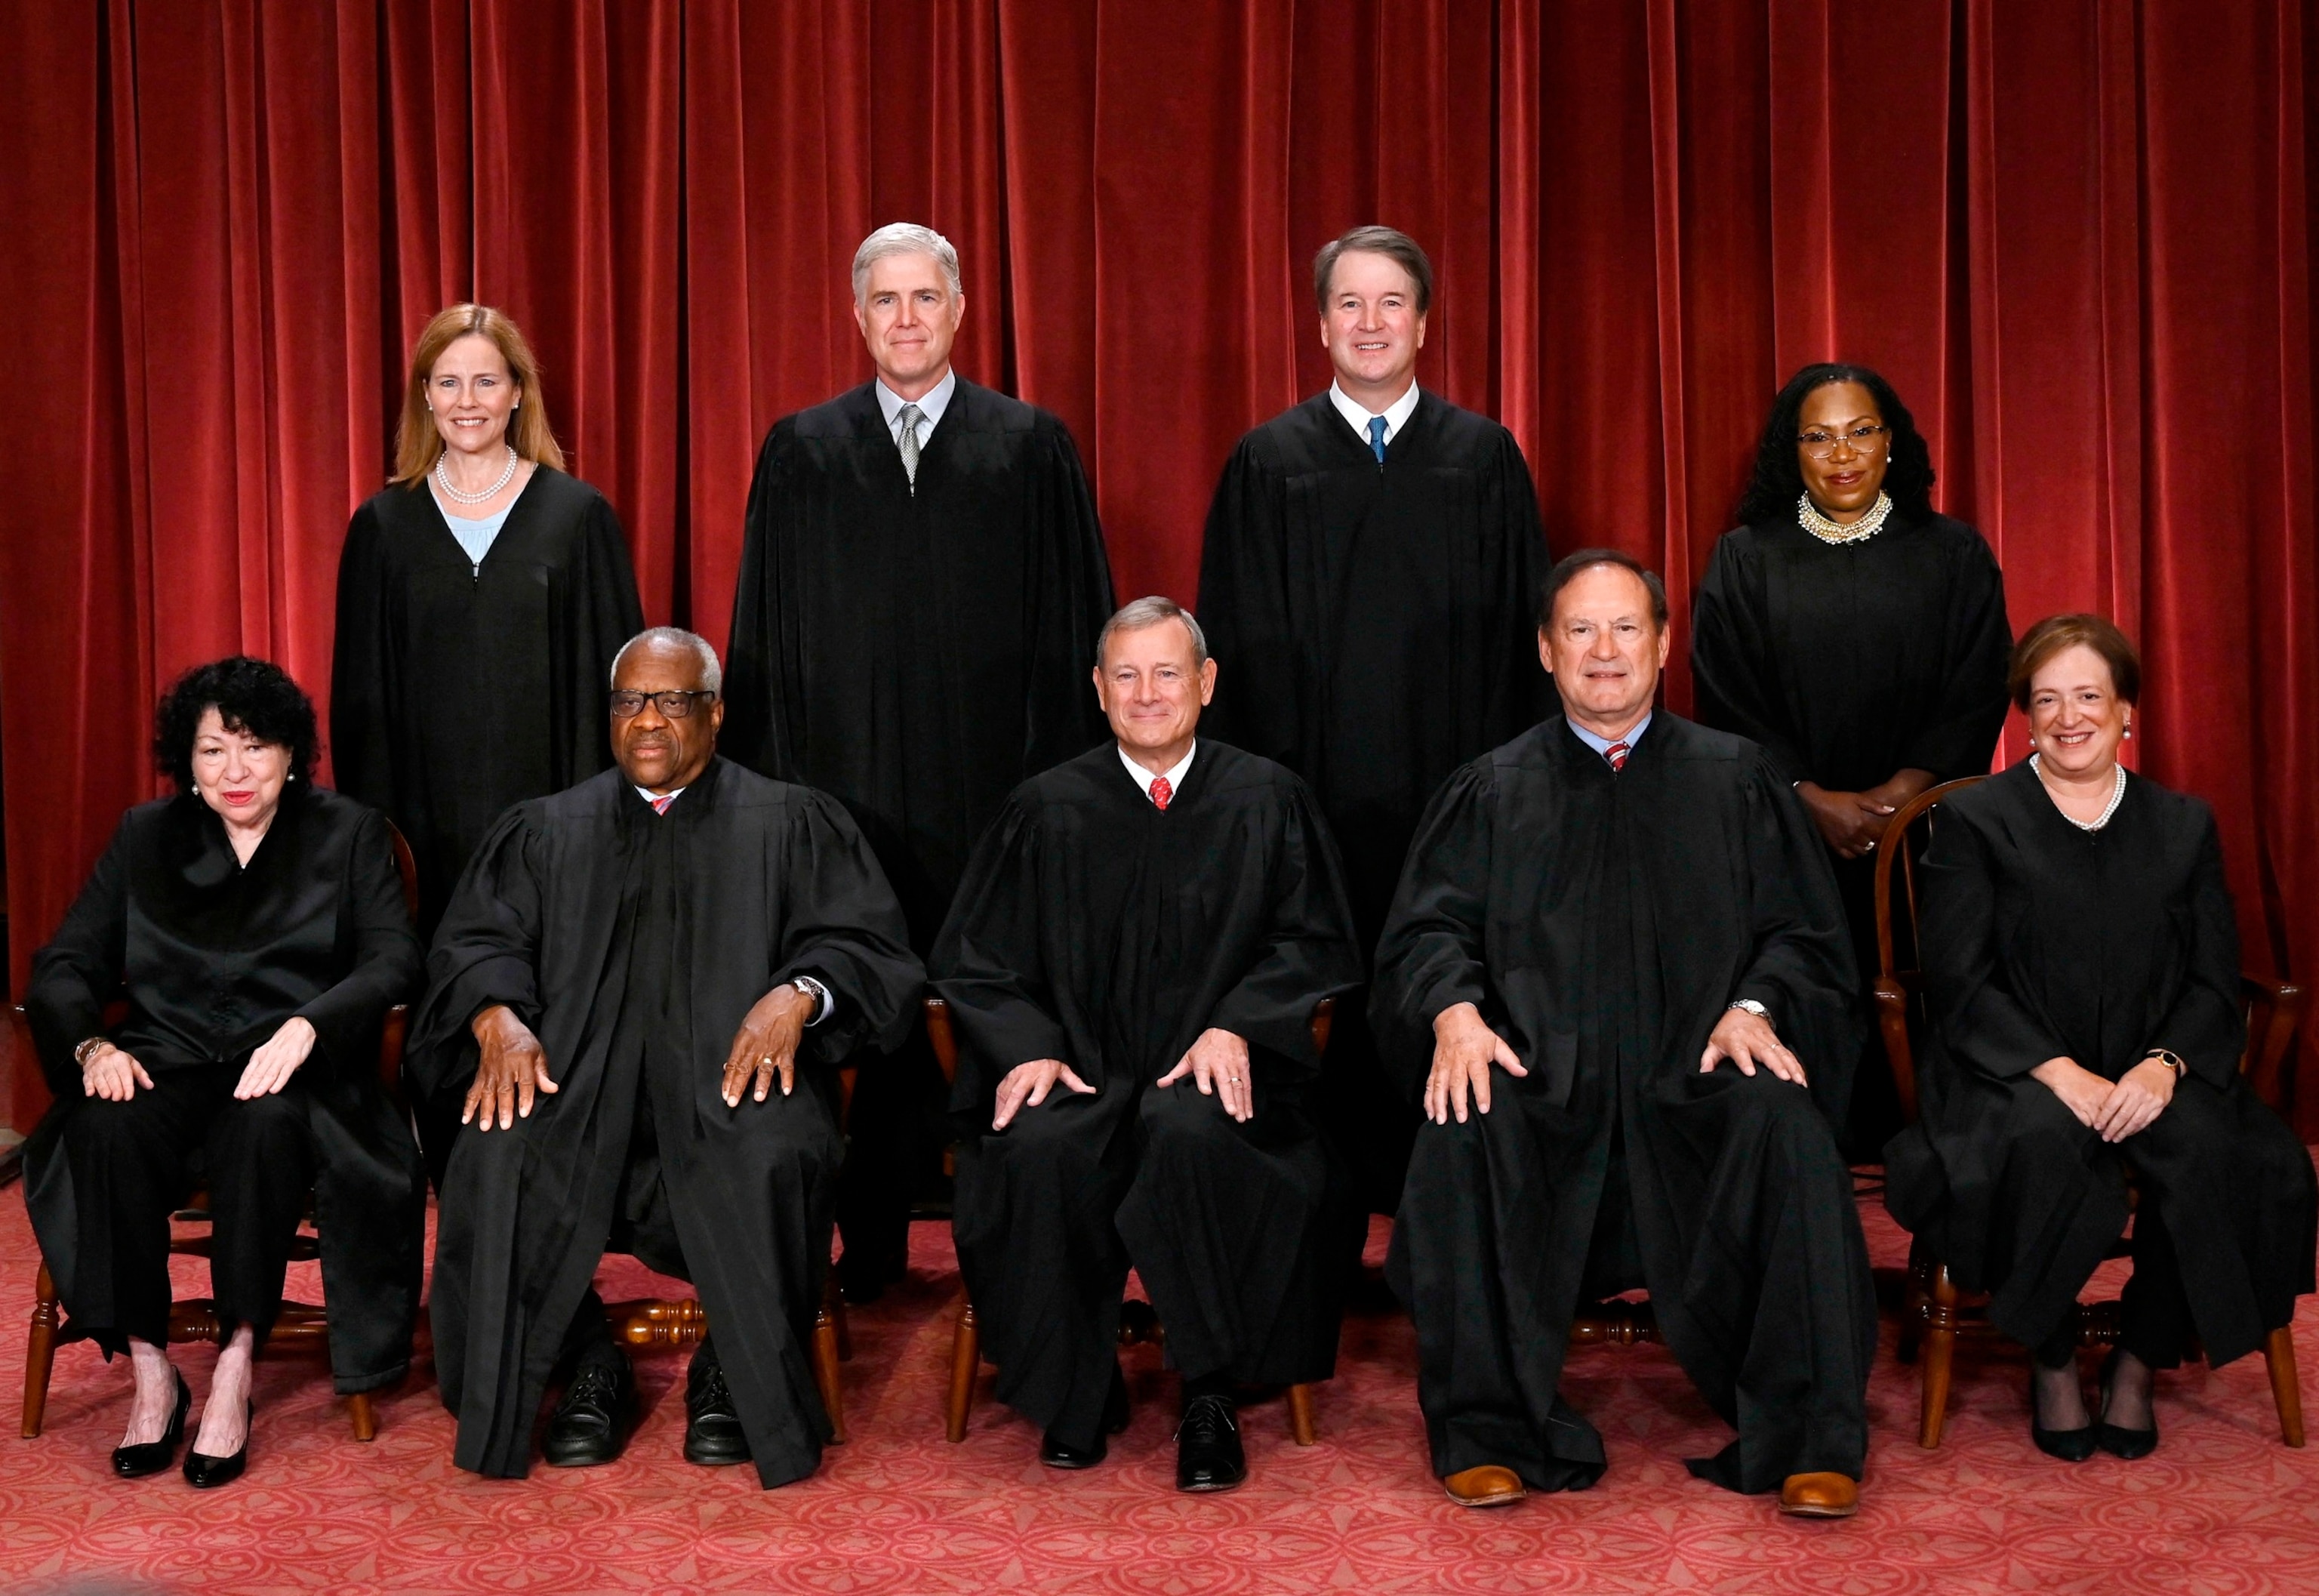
[2,1186,2317,1594]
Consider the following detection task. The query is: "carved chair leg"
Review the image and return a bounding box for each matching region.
[811,1299,847,1445]
[1286,1382,1317,1446]
[22,1262,61,1440]
[2265,1324,2306,1447]
[945,1300,981,1443]
[347,1391,377,1443]
[1918,1263,1960,1450]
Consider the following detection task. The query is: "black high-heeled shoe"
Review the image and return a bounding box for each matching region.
[2029,1362,2096,1462]
[2096,1348,2159,1459]
[183,1400,253,1489]
[112,1369,192,1479]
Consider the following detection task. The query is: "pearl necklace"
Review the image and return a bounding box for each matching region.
[435,445,519,505]
[2030,753,2127,831]
[1797,490,1893,545]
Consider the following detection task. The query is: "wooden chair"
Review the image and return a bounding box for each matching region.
[1872,775,2308,1448]
[20,824,424,1443]
[925,995,1325,1447]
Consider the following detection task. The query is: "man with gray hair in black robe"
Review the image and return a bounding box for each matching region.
[1375,552,1876,1519]
[410,627,922,1487]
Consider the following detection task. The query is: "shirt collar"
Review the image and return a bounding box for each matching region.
[876,368,957,436]
[1118,741,1196,805]
[1565,710,1652,764]
[1329,379,1421,448]
[635,784,687,808]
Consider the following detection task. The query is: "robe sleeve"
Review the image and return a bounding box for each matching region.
[1204,779,1364,1082]
[1896,531,2010,779]
[929,793,1075,1111]
[1367,759,1501,1098]
[1480,430,1554,739]
[1194,439,1302,765]
[1688,535,1812,784]
[403,806,549,1113]
[1918,806,2071,1081]
[772,790,925,1065]
[293,805,423,1083]
[1018,424,1116,773]
[2148,805,2245,1088]
[24,814,133,1093]
[722,423,794,781]
[557,488,646,789]
[328,500,396,810]
[1728,753,1864,1115]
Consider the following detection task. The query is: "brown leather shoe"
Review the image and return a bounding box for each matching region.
[1442,1464,1526,1508]
[1777,1471,1859,1518]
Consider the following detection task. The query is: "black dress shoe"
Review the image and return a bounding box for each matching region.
[542,1351,634,1468]
[2096,1349,2159,1459]
[183,1401,252,1489]
[2028,1363,2096,1462]
[1175,1393,1246,1493]
[113,1370,192,1479]
[1039,1363,1129,1468]
[683,1341,751,1466]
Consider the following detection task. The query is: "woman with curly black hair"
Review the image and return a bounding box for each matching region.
[22,656,425,1488]
[1689,363,2012,1155]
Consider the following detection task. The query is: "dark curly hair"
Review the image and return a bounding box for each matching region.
[1732,362,1936,526]
[153,655,319,794]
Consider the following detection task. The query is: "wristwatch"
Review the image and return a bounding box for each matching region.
[1727,999,1772,1024]
[73,1036,110,1070]
[791,975,830,1024]
[2143,1047,2187,1080]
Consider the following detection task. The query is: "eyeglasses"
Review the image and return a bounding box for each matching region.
[609,689,717,719]
[1797,424,1890,458]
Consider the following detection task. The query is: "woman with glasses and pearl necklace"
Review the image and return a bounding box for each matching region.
[1689,362,2013,1159]
[1885,615,2314,1462]
[331,304,644,943]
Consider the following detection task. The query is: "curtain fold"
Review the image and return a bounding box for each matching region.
[4,0,2316,1129]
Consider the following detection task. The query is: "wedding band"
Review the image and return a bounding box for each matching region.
[1865,840,1877,852]
[1228,1075,1243,1083]
[760,1055,772,1067]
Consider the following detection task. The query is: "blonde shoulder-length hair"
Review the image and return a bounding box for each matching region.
[390,303,566,487]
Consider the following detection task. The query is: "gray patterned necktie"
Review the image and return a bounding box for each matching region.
[897,402,923,488]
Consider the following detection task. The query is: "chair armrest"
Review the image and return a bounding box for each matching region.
[1873,975,1921,1124]
[2240,972,2306,1108]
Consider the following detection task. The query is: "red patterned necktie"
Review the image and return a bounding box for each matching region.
[1149,775,1173,812]
[1606,741,1631,772]
[650,793,676,815]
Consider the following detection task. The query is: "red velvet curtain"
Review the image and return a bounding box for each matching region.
[5,0,2315,1129]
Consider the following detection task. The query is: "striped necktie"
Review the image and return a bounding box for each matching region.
[650,793,676,815]
[1149,776,1173,812]
[1606,741,1631,772]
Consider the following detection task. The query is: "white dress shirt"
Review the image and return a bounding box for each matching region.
[1119,741,1196,805]
[875,368,958,455]
[1328,379,1422,450]
[1566,710,1652,765]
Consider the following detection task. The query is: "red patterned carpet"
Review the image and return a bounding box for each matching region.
[4,1182,2318,1595]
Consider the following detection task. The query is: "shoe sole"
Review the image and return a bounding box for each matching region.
[1778,1499,1859,1519]
[683,1443,752,1466]
[1178,1475,1246,1493]
[542,1447,624,1468]
[1445,1486,1524,1508]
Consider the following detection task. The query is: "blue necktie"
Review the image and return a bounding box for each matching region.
[1368,415,1388,465]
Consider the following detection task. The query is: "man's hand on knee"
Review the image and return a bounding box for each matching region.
[722,983,818,1107]
[991,1058,1095,1130]
[465,1004,556,1131]
[1157,1028,1255,1123]
[1700,1006,1807,1087]
[1425,1003,1527,1125]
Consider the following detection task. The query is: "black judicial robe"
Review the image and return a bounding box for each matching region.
[723,378,1115,945]
[406,758,923,1487]
[933,740,1363,1449]
[1689,510,2010,1152]
[1196,390,1549,1209]
[1373,714,1874,1493]
[331,469,645,935]
[23,785,426,1391]
[1884,765,2316,1363]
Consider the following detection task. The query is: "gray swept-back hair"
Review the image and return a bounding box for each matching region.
[852,222,963,303]
[611,627,722,693]
[1095,596,1208,670]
